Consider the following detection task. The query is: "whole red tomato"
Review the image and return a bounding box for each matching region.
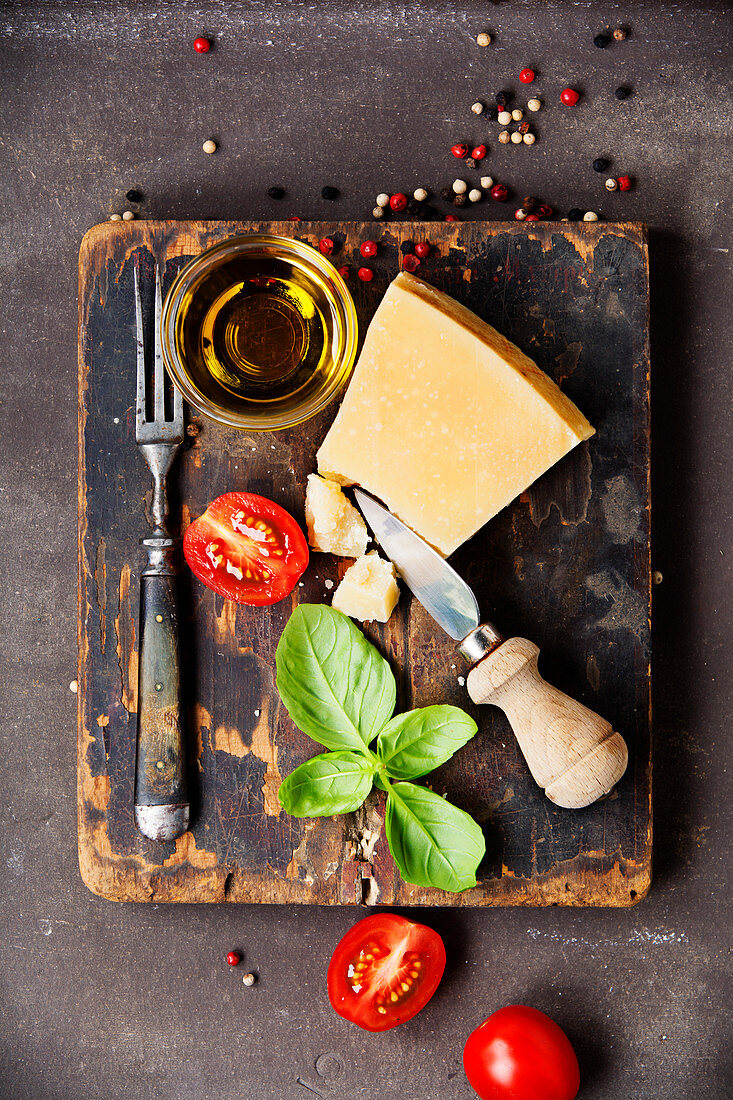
[464,1005,580,1100]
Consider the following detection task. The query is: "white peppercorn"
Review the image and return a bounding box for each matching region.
[527,98,541,112]
[372,206,385,219]
[242,972,256,986]
[522,132,536,145]
[583,210,599,222]
[376,193,390,207]
[498,130,511,144]
[122,210,135,221]
[476,32,491,46]
[452,179,467,194]
[605,177,618,191]
[413,187,428,202]
[202,139,217,154]
[510,131,522,144]
[515,208,527,221]
[497,110,512,125]
[480,176,493,189]
[511,109,524,122]
[109,213,122,221]
[471,101,484,115]
[468,188,482,203]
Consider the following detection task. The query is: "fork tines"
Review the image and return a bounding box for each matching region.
[134,262,183,444]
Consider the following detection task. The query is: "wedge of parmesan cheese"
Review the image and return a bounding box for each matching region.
[331,552,400,623]
[316,272,595,556]
[304,473,368,558]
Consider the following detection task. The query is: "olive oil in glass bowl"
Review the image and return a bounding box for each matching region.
[161,235,358,431]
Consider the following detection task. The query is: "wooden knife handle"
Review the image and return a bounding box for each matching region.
[134,543,189,842]
[466,637,628,809]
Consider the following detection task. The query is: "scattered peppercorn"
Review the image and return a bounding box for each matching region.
[468,188,482,203]
[536,204,553,219]
[125,189,143,203]
[593,157,610,173]
[372,206,384,220]
[514,208,527,221]
[399,241,413,255]
[480,175,494,189]
[490,183,509,201]
[525,214,540,221]
[453,194,467,207]
[321,186,339,200]
[440,186,454,201]
[476,32,491,47]
[527,97,541,112]
[451,143,470,159]
[360,240,377,258]
[593,33,610,48]
[583,210,599,222]
[617,175,632,191]
[510,131,522,144]
[414,241,430,258]
[226,952,241,966]
[605,177,618,192]
[357,267,373,282]
[613,27,628,41]
[499,131,511,144]
[523,132,536,145]
[389,193,407,212]
[413,187,428,202]
[614,85,632,100]
[242,972,256,987]
[471,144,487,161]
[319,237,335,255]
[518,121,531,134]
[567,208,583,221]
[523,196,538,212]
[560,87,580,106]
[471,101,484,115]
[403,254,421,273]
[497,110,512,125]
[202,139,217,154]
[109,213,122,221]
[495,92,508,107]
[445,214,461,222]
[452,179,467,194]
[193,37,211,53]
[267,186,285,200]
[465,157,477,170]
[286,215,302,222]
[511,109,524,122]
[519,68,536,83]
[338,265,350,279]
[376,193,390,208]
[122,210,135,221]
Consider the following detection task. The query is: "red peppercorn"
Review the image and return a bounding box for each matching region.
[403,254,421,273]
[470,145,487,161]
[617,175,632,191]
[525,214,540,221]
[414,241,430,259]
[360,240,377,258]
[226,952,241,967]
[451,143,470,159]
[389,193,407,212]
[535,204,554,219]
[519,68,536,83]
[490,183,509,202]
[286,216,302,222]
[560,87,580,106]
[338,265,350,279]
[357,267,374,282]
[445,214,461,222]
[193,37,211,53]
[318,237,334,255]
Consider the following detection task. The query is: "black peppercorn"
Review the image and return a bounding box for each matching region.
[522,195,538,213]
[267,186,285,200]
[592,157,610,173]
[567,208,583,221]
[464,156,477,170]
[125,189,143,203]
[321,186,339,200]
[440,186,454,201]
[614,85,632,100]
[400,240,413,255]
[495,92,507,107]
[406,199,420,215]
[453,193,467,207]
[593,33,610,48]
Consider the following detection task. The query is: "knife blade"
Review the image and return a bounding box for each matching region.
[353,488,628,809]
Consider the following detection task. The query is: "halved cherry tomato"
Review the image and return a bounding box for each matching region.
[327,913,445,1032]
[463,1005,580,1100]
[183,491,308,606]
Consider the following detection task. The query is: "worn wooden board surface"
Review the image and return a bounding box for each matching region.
[78,219,651,906]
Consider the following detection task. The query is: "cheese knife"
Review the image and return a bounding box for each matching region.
[354,489,628,809]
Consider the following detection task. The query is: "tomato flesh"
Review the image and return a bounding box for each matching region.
[463,1005,580,1100]
[183,491,308,606]
[327,913,445,1032]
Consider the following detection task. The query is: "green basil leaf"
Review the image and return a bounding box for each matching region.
[276,605,396,752]
[377,705,478,780]
[385,782,485,893]
[278,752,376,817]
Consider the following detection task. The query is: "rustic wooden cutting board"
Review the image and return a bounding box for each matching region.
[78,219,651,905]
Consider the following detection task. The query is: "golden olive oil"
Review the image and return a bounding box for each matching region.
[175,253,349,423]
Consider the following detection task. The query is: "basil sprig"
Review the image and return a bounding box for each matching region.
[276,605,485,893]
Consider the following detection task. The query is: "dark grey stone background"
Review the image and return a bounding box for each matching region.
[1,2,731,1097]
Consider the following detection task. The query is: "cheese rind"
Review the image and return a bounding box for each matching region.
[304,473,368,558]
[317,272,595,556]
[331,552,400,623]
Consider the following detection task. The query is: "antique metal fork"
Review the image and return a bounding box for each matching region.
[133,262,189,842]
